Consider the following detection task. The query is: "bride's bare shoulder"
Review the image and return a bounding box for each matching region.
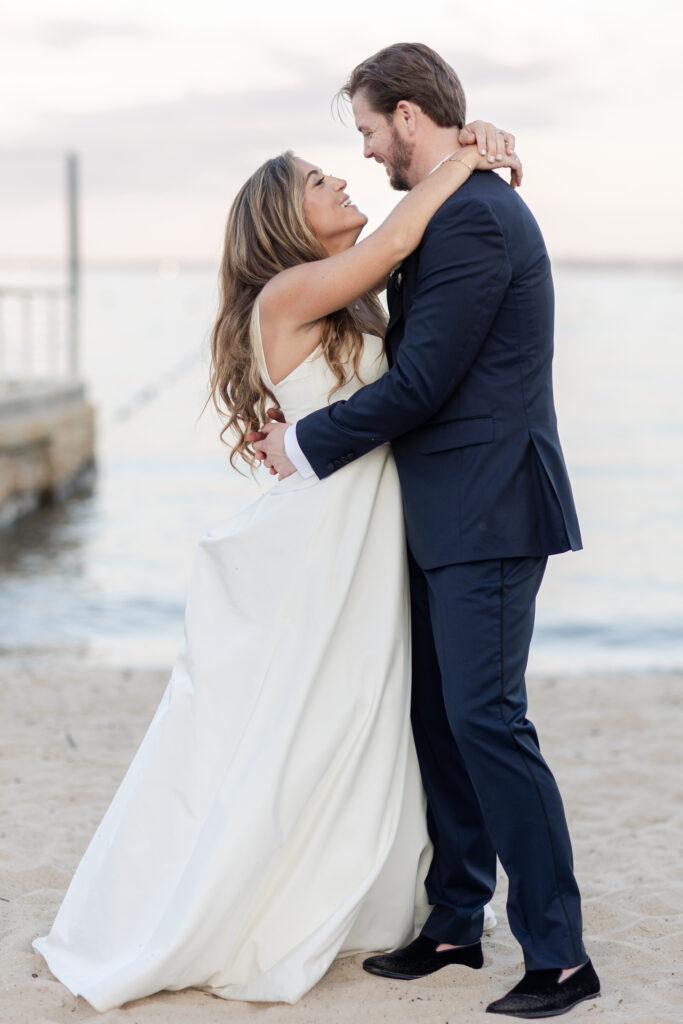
[257,283,323,386]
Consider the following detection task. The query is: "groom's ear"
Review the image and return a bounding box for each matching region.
[394,100,420,136]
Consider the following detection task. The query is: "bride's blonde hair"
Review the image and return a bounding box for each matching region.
[209,151,385,468]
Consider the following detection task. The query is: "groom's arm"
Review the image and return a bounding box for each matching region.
[294,196,512,478]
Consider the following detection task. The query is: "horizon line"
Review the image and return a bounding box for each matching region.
[0,256,682,274]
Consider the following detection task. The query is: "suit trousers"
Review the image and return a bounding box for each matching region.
[408,552,586,969]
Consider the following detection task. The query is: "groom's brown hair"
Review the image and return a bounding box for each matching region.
[340,42,467,129]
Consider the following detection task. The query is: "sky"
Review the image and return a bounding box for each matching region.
[1,0,681,262]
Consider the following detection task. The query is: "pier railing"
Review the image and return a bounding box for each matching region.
[0,152,79,384]
[0,284,75,381]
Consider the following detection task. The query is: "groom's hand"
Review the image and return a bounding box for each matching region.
[259,422,296,478]
[247,408,297,479]
[245,407,284,471]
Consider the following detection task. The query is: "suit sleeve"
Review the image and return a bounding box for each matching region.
[295,197,512,478]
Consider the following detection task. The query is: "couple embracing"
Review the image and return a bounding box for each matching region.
[33,43,600,1019]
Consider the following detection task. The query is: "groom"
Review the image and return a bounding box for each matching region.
[256,43,599,1018]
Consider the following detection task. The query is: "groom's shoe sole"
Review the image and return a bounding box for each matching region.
[363,935,483,980]
[489,993,601,1019]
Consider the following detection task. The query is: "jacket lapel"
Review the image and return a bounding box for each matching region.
[386,266,404,331]
[385,266,405,366]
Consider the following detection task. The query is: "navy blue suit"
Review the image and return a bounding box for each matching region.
[296,171,586,969]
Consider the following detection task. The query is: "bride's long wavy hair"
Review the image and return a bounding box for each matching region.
[209,151,385,469]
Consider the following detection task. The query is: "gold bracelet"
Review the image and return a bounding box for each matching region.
[447,154,475,175]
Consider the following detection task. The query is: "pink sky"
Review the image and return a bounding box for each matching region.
[1,0,681,261]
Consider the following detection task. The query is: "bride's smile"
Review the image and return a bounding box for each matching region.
[295,157,368,254]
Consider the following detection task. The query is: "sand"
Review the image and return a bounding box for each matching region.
[1,659,681,1024]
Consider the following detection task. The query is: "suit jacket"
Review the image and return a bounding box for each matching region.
[296,170,582,570]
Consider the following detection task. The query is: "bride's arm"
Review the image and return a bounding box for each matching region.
[260,138,521,331]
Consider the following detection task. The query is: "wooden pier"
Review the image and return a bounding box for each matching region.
[0,381,95,524]
[0,151,95,524]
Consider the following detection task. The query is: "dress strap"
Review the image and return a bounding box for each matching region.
[250,299,276,389]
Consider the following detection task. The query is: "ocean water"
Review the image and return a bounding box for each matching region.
[0,263,681,673]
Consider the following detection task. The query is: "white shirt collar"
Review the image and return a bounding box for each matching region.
[428,151,458,175]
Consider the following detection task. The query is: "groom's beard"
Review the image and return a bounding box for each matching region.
[387,129,414,191]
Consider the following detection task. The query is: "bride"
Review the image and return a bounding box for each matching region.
[32,124,521,1011]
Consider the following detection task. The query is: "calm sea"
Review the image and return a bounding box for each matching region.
[0,264,681,673]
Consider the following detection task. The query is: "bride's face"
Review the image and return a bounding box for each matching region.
[295,157,368,255]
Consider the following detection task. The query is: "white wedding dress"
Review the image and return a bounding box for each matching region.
[33,305,494,1011]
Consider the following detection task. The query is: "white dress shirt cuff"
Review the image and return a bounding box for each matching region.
[284,424,317,480]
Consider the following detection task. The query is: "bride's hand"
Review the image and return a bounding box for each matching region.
[459,120,515,161]
[458,121,522,188]
[456,141,523,190]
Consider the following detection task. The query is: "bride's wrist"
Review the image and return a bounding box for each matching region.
[446,146,478,175]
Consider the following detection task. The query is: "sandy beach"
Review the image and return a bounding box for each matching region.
[1,660,681,1024]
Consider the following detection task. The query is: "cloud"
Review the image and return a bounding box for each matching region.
[2,44,567,215]
[9,24,675,259]
[23,76,349,197]
[33,19,155,49]
[442,53,557,89]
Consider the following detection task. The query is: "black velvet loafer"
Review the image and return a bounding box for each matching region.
[362,934,483,980]
[486,959,600,1018]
